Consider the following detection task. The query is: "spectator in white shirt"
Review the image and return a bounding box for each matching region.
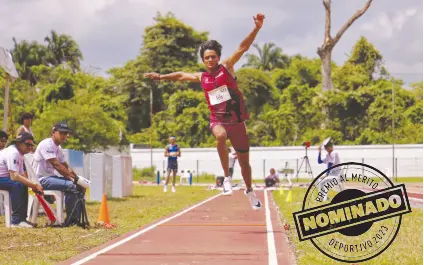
[317,139,343,201]
[33,123,83,225]
[0,130,8,150]
[265,168,279,187]
[0,132,43,228]
[318,140,341,175]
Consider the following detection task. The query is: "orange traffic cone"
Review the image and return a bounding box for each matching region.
[97,194,115,228]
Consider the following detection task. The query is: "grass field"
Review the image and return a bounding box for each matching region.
[0,186,219,265]
[273,188,423,265]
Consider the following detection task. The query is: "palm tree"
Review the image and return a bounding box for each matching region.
[243,42,290,71]
[44,30,83,72]
[11,37,49,85]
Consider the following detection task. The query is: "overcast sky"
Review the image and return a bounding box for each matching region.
[1,0,422,85]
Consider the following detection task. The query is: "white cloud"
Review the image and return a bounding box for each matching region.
[0,0,421,83]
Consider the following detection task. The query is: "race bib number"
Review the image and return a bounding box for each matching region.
[208,85,231,106]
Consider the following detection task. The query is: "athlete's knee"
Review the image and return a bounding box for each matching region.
[238,159,250,169]
[215,133,226,143]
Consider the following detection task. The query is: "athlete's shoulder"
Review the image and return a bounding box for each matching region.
[220,63,237,80]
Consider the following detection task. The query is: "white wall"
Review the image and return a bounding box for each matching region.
[130,144,423,179]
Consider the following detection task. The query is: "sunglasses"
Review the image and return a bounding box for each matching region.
[24,142,35,147]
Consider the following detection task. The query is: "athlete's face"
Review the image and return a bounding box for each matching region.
[202,50,220,70]
[170,138,175,145]
[325,146,333,153]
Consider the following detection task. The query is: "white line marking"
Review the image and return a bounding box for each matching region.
[72,193,222,265]
[264,190,278,265]
[409,197,423,203]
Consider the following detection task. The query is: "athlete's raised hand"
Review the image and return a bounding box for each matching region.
[144,72,161,80]
[253,13,265,29]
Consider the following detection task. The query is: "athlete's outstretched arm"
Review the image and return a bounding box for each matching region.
[144,72,201,82]
[223,13,265,69]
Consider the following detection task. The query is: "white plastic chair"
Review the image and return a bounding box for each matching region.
[24,156,65,225]
[27,190,64,224]
[0,190,11,227]
[180,170,191,185]
[278,163,294,186]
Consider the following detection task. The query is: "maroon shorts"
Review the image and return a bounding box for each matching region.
[210,121,250,153]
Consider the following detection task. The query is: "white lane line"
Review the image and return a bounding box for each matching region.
[72,193,222,265]
[264,190,278,265]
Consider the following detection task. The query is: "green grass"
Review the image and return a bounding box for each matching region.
[273,188,423,265]
[392,177,423,183]
[0,186,219,265]
[292,177,423,183]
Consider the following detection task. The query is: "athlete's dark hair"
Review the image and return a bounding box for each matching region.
[199,40,222,59]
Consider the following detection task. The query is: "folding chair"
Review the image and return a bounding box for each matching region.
[24,156,64,225]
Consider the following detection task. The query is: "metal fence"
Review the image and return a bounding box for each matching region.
[134,156,423,181]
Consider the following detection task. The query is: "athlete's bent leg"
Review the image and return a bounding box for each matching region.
[229,122,261,210]
[212,125,231,178]
[212,124,232,195]
[228,122,252,189]
[236,152,252,190]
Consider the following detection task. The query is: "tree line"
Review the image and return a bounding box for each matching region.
[0,12,422,152]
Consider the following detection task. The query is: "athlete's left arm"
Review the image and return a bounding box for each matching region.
[177,145,181,157]
[222,14,265,70]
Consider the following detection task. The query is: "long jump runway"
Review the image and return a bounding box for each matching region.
[61,190,293,265]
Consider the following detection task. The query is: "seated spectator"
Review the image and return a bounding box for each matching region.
[265,168,279,187]
[0,131,8,150]
[0,132,43,228]
[33,123,85,226]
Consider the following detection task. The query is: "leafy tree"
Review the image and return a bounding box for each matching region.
[347,36,387,80]
[111,12,208,133]
[32,101,122,152]
[410,81,423,100]
[286,57,322,88]
[243,42,290,70]
[11,38,49,85]
[271,69,292,91]
[236,68,278,117]
[2,18,422,151]
[44,30,83,72]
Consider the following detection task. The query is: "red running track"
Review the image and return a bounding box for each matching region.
[60,190,293,265]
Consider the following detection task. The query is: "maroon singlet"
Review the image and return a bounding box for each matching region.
[201,64,249,124]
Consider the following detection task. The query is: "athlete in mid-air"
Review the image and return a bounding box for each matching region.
[145,13,265,210]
